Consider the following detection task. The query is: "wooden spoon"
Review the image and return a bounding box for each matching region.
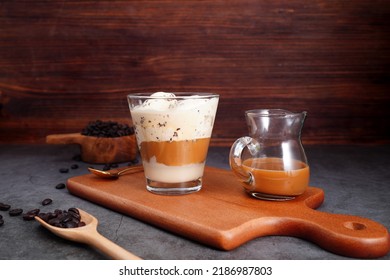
[35,208,142,260]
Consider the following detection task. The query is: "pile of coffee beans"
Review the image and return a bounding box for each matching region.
[81,120,134,138]
[37,208,85,228]
[0,197,84,229]
[0,149,137,228]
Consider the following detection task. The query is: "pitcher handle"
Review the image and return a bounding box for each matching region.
[229,136,260,188]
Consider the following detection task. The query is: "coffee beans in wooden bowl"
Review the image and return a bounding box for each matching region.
[81,120,134,138]
[46,120,138,164]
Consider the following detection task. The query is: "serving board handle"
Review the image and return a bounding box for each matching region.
[282,207,390,258]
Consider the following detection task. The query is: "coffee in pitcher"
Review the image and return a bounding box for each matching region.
[230,109,309,201]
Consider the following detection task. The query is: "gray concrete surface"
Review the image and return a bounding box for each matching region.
[0,144,389,260]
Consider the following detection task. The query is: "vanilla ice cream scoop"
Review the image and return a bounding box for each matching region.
[141,92,178,111]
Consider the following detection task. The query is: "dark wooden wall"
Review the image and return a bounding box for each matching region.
[1,0,389,146]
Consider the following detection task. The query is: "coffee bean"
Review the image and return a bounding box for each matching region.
[46,212,57,220]
[0,214,2,219]
[37,212,47,219]
[9,208,23,216]
[102,163,119,171]
[59,168,69,173]
[60,215,72,223]
[70,164,79,169]
[68,211,80,221]
[55,183,66,189]
[0,203,11,211]
[64,221,78,228]
[78,221,86,227]
[23,213,37,221]
[49,217,61,225]
[28,208,40,216]
[23,208,40,221]
[68,208,79,215]
[0,219,4,226]
[41,198,53,206]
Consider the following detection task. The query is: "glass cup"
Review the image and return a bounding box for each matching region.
[127,92,219,195]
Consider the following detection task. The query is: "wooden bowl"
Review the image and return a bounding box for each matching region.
[46,133,138,164]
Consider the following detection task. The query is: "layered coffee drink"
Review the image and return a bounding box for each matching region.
[128,92,219,195]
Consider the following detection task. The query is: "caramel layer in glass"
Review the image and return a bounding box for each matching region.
[140,138,210,166]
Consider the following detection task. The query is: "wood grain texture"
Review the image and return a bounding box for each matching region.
[46,133,137,163]
[1,1,389,145]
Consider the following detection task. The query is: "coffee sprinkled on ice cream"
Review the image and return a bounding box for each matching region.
[129,92,219,183]
[131,92,218,145]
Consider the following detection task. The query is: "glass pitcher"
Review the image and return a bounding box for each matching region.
[229,109,309,201]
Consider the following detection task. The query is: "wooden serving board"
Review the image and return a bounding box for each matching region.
[67,166,390,258]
